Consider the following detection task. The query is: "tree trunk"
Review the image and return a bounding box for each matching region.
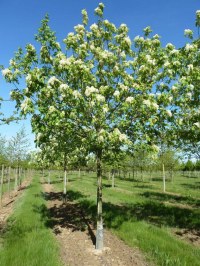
[112,172,115,188]
[0,165,4,207]
[8,166,11,198]
[96,150,103,250]
[163,163,166,193]
[63,168,67,203]
[78,168,81,179]
[15,167,18,191]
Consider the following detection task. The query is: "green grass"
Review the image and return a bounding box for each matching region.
[0,175,62,266]
[51,171,200,266]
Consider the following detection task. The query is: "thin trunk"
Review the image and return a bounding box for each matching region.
[163,163,166,193]
[8,166,11,198]
[0,165,4,207]
[63,168,67,203]
[112,172,115,188]
[19,167,21,188]
[15,168,18,191]
[78,168,81,179]
[96,150,103,250]
[63,156,68,204]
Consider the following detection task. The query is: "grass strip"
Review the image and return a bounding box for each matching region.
[0,175,62,266]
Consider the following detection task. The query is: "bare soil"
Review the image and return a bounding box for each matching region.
[43,182,150,266]
[0,178,31,233]
[174,228,200,247]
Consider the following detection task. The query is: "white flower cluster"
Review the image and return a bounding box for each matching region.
[49,106,56,113]
[119,83,128,91]
[73,90,81,99]
[194,122,200,128]
[85,86,98,96]
[90,23,98,31]
[48,76,59,86]
[184,29,193,38]
[134,35,145,43]
[185,43,196,52]
[113,90,120,97]
[74,24,85,34]
[20,98,32,112]
[143,99,159,110]
[146,55,156,65]
[151,144,160,153]
[95,3,104,17]
[119,23,128,33]
[25,73,32,85]
[124,37,131,47]
[186,92,192,99]
[26,44,35,52]
[102,106,108,113]
[166,43,175,50]
[187,64,194,72]
[112,128,128,142]
[96,94,105,102]
[59,84,69,92]
[126,96,134,103]
[60,58,71,67]
[166,110,172,117]
[81,9,88,25]
[2,68,12,77]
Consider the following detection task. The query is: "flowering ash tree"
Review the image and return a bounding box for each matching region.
[2,3,177,249]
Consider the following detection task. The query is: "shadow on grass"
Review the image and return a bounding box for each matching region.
[79,198,200,232]
[141,191,200,207]
[183,175,198,179]
[135,184,153,189]
[181,182,200,190]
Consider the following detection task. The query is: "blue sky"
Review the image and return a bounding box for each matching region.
[0,0,199,148]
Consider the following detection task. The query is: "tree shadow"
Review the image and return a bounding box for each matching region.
[181,182,200,190]
[135,184,153,189]
[34,187,200,248]
[34,190,96,245]
[183,175,198,179]
[50,179,63,184]
[141,191,200,208]
[78,196,200,232]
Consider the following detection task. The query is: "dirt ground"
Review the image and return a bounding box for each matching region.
[0,178,31,232]
[43,182,150,266]
[174,228,200,247]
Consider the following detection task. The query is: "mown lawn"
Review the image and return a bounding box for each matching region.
[52,170,200,266]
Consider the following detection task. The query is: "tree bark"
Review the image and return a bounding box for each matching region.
[8,166,11,198]
[15,167,18,191]
[112,172,115,188]
[163,163,166,193]
[96,149,103,250]
[63,167,67,203]
[0,165,4,207]
[78,167,81,179]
